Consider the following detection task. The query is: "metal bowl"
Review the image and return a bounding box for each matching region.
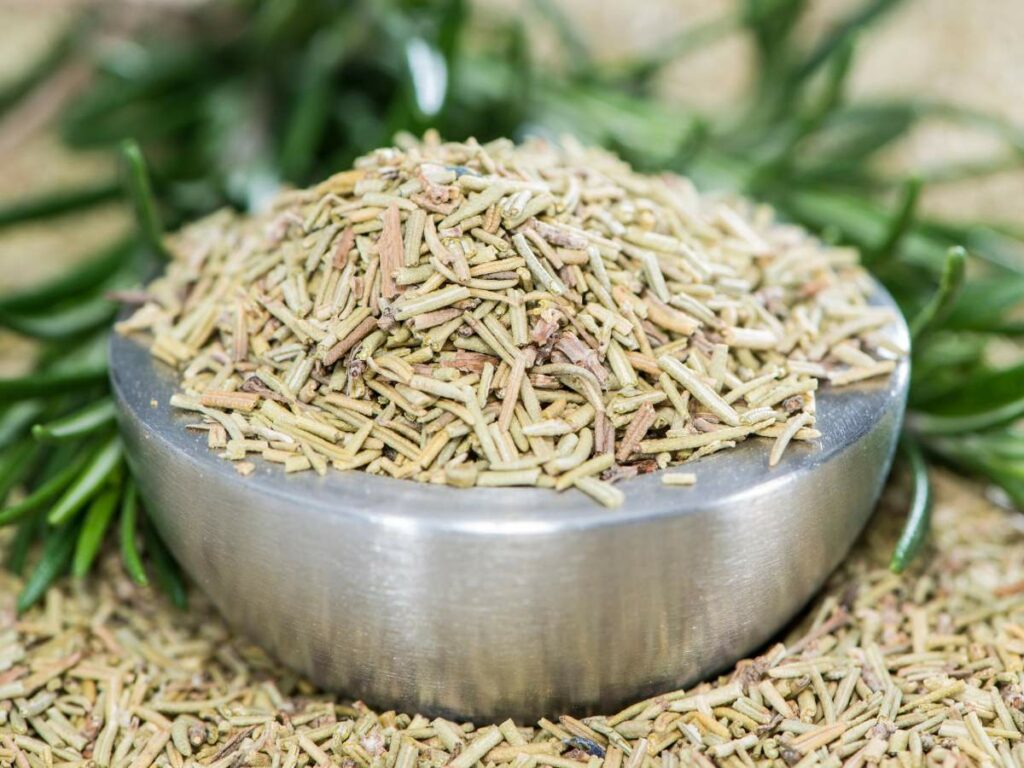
[110,286,909,721]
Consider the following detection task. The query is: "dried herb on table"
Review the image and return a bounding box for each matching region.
[0,472,1020,767]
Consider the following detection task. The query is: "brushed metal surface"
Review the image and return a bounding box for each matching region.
[110,287,909,721]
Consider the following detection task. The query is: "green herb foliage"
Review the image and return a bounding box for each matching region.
[1,0,1022,606]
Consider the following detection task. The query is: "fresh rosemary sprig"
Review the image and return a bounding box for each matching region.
[0,0,1022,606]
[0,142,185,609]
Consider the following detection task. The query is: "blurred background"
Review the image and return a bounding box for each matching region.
[1,1,1023,598]
[1,0,1021,324]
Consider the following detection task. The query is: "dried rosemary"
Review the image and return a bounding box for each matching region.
[1,472,1021,768]
[120,135,901,506]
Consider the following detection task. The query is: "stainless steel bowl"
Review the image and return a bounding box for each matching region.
[110,286,909,721]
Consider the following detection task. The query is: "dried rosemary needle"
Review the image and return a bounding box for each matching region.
[119,134,902,505]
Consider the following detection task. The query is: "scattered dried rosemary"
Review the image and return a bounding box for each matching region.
[119,134,902,505]
[1,472,1021,768]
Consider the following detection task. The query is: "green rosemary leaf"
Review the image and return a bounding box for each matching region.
[0,294,117,340]
[909,246,967,339]
[908,334,986,408]
[0,367,108,402]
[39,327,110,377]
[941,277,1024,333]
[279,70,333,183]
[961,429,1024,462]
[915,400,1024,437]
[918,221,1024,275]
[804,34,855,125]
[6,511,43,576]
[72,484,120,578]
[47,435,123,526]
[0,401,45,450]
[781,188,969,276]
[119,479,148,587]
[32,399,117,443]
[782,189,888,251]
[60,43,208,149]
[65,88,205,150]
[249,0,307,48]
[0,440,43,507]
[0,445,92,527]
[982,321,1024,336]
[17,520,78,613]
[785,105,917,189]
[742,0,806,66]
[279,24,348,182]
[989,473,1024,510]
[504,19,531,122]
[120,139,170,261]
[890,437,931,573]
[430,0,466,120]
[867,176,921,265]
[437,0,467,72]
[751,34,856,188]
[0,182,120,230]
[910,361,1024,435]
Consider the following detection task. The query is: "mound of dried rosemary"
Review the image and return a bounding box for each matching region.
[119,135,902,506]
